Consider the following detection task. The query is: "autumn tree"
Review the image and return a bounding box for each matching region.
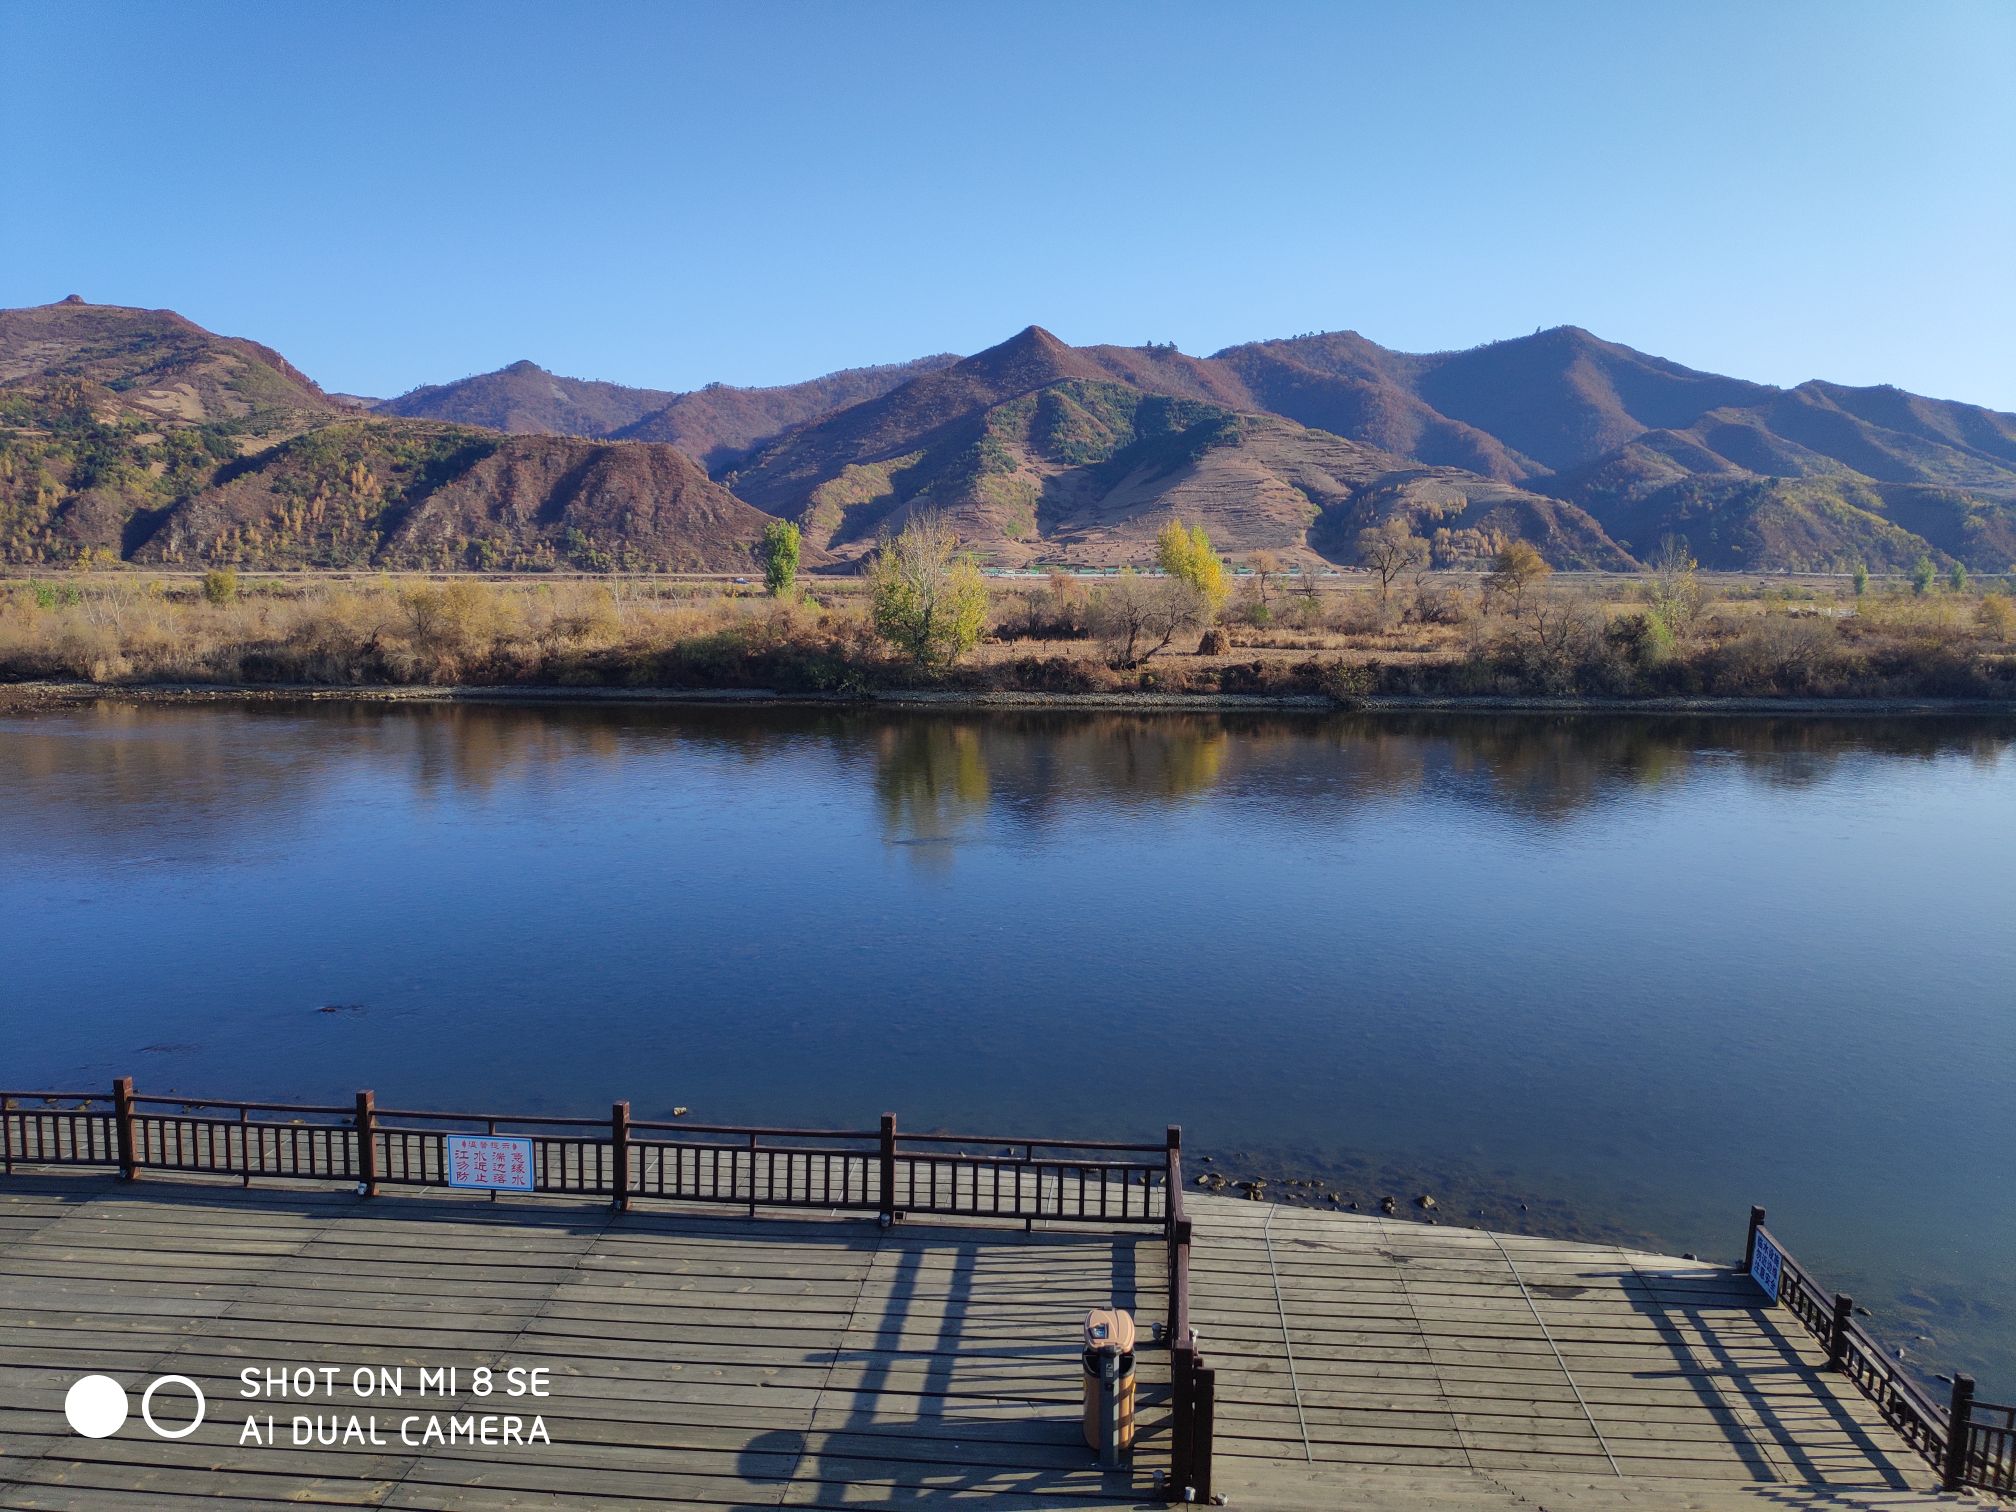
[1156,518,1228,617]
[1645,535,1707,634]
[1355,520,1428,603]
[1485,539,1551,617]
[867,513,989,668]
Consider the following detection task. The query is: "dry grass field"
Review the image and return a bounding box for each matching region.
[1,564,2013,702]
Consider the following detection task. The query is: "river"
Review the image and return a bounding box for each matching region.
[2,699,2011,1386]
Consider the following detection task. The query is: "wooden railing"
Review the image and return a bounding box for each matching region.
[1744,1205,2012,1494]
[1,1081,1172,1229]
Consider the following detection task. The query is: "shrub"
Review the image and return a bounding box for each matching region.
[202,568,239,605]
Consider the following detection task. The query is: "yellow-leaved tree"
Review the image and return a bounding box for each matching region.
[1155,519,1228,619]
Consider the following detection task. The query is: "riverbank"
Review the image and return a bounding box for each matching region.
[5,678,2015,716]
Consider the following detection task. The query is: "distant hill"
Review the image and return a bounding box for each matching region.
[376,361,679,437]
[1205,327,2016,570]
[612,357,960,468]
[725,330,1631,568]
[380,354,959,468]
[136,420,789,573]
[6,297,2014,573]
[0,304,785,572]
[0,297,334,427]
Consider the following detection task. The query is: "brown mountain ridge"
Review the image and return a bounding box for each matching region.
[4,299,2014,574]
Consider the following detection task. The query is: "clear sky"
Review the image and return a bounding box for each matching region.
[4,1,2012,408]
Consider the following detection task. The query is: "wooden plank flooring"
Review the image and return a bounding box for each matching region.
[1187,1195,1984,1510]
[0,1174,1985,1511]
[0,1174,1166,1510]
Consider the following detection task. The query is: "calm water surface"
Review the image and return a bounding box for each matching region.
[3,701,2012,1384]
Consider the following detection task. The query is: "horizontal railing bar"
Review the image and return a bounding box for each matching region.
[630,1123,878,1139]
[373,1108,610,1126]
[633,1140,872,1159]
[909,1154,1161,1173]
[130,1096,351,1114]
[898,1131,1168,1151]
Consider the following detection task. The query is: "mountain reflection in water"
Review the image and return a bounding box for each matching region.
[3,698,2012,1388]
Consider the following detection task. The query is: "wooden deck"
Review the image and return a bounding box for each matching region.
[0,1173,1987,1511]
[0,1174,1167,1509]
[1187,1194,1982,1510]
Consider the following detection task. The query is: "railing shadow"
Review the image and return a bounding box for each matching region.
[1619,1261,1920,1489]
[735,1222,1158,1505]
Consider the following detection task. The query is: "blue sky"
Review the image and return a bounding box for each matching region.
[4,1,2012,408]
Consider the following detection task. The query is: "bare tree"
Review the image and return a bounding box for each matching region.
[1248,551,1281,610]
[1092,572,1209,667]
[1355,521,1428,603]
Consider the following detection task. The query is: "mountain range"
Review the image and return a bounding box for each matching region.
[4,294,2013,575]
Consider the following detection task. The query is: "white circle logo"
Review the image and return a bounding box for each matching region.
[64,1375,129,1438]
[141,1375,206,1439]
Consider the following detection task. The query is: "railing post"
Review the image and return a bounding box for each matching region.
[1743,1204,1766,1274]
[1165,1124,1181,1229]
[610,1100,631,1213]
[878,1113,897,1226]
[1170,1342,1193,1498]
[112,1077,137,1181]
[354,1090,378,1198]
[1828,1293,1854,1370]
[1943,1373,1976,1491]
[1830,1298,1854,1378]
[1193,1362,1215,1504]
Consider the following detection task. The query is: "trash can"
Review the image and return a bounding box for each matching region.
[1081,1306,1136,1465]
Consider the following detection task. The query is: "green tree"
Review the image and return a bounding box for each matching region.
[761,519,802,597]
[867,513,989,668]
[1851,562,1869,597]
[1156,518,1228,617]
[1911,555,1936,596]
[201,567,239,605]
[1949,560,1968,594]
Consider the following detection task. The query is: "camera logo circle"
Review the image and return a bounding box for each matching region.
[64,1375,205,1439]
[143,1375,206,1438]
[63,1375,127,1438]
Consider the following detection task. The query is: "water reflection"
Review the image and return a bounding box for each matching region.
[3,701,2012,864]
[4,697,2014,1390]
